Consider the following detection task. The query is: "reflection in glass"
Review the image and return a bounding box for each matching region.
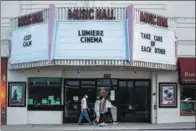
[81,80,96,88]
[180,84,196,115]
[180,100,195,114]
[135,81,149,86]
[65,80,80,88]
[127,81,133,88]
[97,79,111,88]
[119,81,126,88]
[111,79,118,86]
[28,78,61,106]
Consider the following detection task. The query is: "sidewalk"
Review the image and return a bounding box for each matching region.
[1,122,196,130]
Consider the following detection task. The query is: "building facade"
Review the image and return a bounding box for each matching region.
[1,1,195,125]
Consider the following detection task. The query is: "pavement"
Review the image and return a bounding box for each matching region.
[0,122,196,131]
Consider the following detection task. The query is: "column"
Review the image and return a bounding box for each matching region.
[151,71,157,124]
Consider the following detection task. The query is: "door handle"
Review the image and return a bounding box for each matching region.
[154,105,157,109]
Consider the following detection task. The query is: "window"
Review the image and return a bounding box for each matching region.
[65,80,80,88]
[180,84,196,116]
[111,79,117,86]
[81,80,96,88]
[28,77,62,110]
[97,79,111,88]
[119,81,127,88]
[135,81,149,86]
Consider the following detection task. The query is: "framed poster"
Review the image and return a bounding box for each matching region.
[159,83,177,108]
[8,82,26,107]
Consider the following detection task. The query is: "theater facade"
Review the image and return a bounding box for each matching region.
[5,4,195,125]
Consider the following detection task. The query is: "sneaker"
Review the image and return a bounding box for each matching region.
[99,123,105,126]
[101,122,107,126]
[113,122,117,124]
[89,122,93,125]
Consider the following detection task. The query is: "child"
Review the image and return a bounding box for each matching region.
[94,96,100,124]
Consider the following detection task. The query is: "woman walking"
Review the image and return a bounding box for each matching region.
[93,96,100,124]
[99,96,107,126]
[105,96,117,124]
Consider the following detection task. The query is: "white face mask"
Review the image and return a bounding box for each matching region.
[85,95,88,99]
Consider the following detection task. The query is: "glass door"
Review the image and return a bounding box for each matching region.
[64,80,80,123]
[117,79,150,123]
[117,80,134,122]
[63,79,97,123]
[133,80,150,122]
[80,80,97,121]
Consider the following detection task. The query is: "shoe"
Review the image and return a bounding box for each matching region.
[78,123,84,125]
[100,122,106,126]
[99,123,105,126]
[104,122,107,126]
[113,122,117,124]
[89,122,93,125]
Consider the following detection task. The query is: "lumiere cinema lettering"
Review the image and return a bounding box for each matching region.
[68,8,115,20]
[140,32,166,55]
[23,34,32,47]
[78,30,104,43]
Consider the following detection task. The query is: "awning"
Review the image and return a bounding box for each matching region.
[178,58,196,84]
[8,60,177,70]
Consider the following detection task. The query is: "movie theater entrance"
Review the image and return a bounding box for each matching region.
[63,79,151,123]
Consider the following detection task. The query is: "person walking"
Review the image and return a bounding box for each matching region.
[78,94,92,125]
[99,96,107,126]
[105,96,118,124]
[93,96,100,124]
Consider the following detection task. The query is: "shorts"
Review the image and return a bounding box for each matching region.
[95,111,100,117]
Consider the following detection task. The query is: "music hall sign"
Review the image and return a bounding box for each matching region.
[68,8,116,20]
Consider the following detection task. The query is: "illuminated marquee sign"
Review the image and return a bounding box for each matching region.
[68,8,116,20]
[18,11,44,27]
[140,11,168,28]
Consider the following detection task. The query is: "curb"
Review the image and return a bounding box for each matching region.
[1,128,196,130]
[139,128,196,130]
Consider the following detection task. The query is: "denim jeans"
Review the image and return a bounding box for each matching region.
[78,109,91,123]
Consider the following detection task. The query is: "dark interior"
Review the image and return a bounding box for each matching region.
[63,78,151,123]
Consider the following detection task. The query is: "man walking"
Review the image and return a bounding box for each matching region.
[78,94,92,125]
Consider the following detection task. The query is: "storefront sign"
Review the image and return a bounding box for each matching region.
[178,58,196,83]
[78,30,104,43]
[68,8,116,20]
[53,21,128,60]
[10,23,48,64]
[140,11,168,28]
[132,23,176,65]
[18,11,43,27]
